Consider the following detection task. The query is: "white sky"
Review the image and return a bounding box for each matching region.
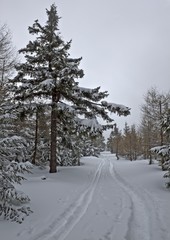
[1,0,170,130]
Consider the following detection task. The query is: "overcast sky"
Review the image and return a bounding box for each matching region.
[1,0,170,131]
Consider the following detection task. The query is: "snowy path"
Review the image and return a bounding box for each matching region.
[30,159,105,240]
[109,156,166,240]
[1,152,170,240]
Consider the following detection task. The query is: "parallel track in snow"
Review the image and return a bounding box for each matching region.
[108,157,151,240]
[108,154,168,240]
[30,159,105,240]
[19,153,169,240]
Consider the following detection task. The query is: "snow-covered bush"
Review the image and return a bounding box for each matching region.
[81,141,100,158]
[150,145,170,187]
[0,161,33,223]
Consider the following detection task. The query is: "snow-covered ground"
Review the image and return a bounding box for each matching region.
[1,152,170,240]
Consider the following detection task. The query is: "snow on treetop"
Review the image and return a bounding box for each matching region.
[101,101,130,115]
[150,145,170,156]
[78,87,93,93]
[0,113,17,120]
[79,118,103,132]
[39,79,54,88]
[150,146,164,152]
[58,102,74,112]
[6,161,33,173]
[0,135,26,145]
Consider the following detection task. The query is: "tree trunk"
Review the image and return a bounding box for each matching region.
[77,157,80,166]
[149,153,152,165]
[1,59,5,85]
[32,110,38,165]
[49,90,60,173]
[159,100,164,146]
[159,100,165,167]
[116,139,119,160]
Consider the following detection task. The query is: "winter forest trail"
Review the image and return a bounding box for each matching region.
[108,154,168,240]
[2,152,170,240]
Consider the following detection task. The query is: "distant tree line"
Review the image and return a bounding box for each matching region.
[107,87,170,187]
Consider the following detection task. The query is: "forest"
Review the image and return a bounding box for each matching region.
[0,3,170,224]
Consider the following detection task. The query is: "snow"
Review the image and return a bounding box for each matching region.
[80,118,103,132]
[101,101,130,115]
[1,152,170,240]
[58,102,74,113]
[39,79,55,88]
[78,87,93,93]
[151,145,170,156]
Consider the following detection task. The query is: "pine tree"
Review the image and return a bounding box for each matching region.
[150,109,170,187]
[0,160,32,223]
[79,118,104,158]
[9,4,130,173]
[0,89,34,222]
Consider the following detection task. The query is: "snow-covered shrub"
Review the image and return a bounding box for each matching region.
[0,161,33,223]
[150,145,170,187]
[58,149,75,166]
[164,165,170,188]
[57,133,81,166]
[81,142,100,158]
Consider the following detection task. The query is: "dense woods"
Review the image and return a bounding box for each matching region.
[0,3,170,223]
[0,4,130,222]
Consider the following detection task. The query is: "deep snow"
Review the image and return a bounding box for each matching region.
[1,152,170,240]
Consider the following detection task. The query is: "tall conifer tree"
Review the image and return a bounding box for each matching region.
[10,4,130,173]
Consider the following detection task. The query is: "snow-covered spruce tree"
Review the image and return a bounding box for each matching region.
[33,108,50,165]
[11,102,51,166]
[0,65,32,164]
[55,108,105,165]
[1,103,37,164]
[26,105,50,166]
[150,109,170,187]
[9,4,130,173]
[0,95,33,222]
[0,26,33,223]
[0,160,32,223]
[56,107,81,166]
[78,117,106,158]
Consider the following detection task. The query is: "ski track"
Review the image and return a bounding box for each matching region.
[138,188,169,240]
[108,157,151,240]
[29,159,105,240]
[94,155,133,240]
[19,153,169,240]
[108,153,168,240]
